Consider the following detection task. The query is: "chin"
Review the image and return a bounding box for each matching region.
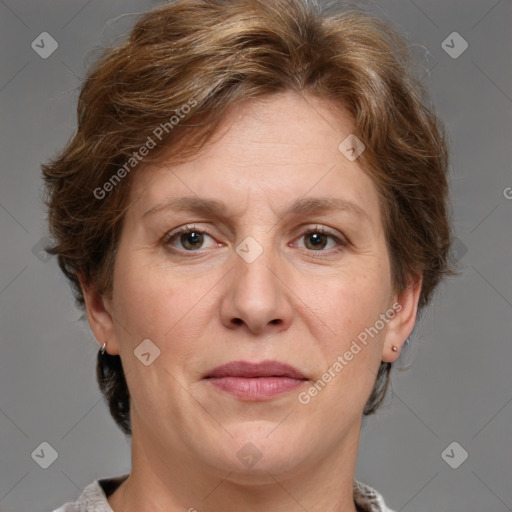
[206,425,308,477]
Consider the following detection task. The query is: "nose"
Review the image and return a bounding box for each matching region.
[220,240,293,335]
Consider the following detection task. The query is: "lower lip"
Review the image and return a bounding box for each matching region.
[205,376,306,400]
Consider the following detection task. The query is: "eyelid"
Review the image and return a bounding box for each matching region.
[300,224,346,239]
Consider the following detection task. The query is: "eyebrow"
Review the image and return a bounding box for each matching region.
[143,196,370,223]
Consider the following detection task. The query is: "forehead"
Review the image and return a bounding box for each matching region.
[128,92,381,225]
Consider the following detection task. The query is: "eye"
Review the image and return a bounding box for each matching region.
[164,225,217,251]
[293,226,347,252]
[163,224,346,254]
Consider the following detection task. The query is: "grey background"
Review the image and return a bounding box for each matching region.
[0,1,511,511]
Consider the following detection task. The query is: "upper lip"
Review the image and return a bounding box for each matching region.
[204,360,307,379]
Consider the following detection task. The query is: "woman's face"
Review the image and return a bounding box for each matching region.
[86,91,419,480]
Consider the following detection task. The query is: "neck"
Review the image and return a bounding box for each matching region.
[108,420,362,512]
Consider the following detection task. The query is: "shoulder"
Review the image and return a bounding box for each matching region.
[52,477,121,512]
[52,480,110,511]
[354,480,396,512]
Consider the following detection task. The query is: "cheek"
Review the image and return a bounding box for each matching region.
[109,253,212,415]
[299,264,391,344]
[293,262,391,413]
[297,283,388,420]
[111,249,220,353]
[111,261,168,340]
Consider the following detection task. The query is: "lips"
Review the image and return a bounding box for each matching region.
[203,360,308,400]
[204,360,307,380]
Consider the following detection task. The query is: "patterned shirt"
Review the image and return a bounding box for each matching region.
[53,475,396,512]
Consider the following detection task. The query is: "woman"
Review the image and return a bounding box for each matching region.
[43,0,453,510]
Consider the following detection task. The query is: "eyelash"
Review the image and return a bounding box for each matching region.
[163,224,348,255]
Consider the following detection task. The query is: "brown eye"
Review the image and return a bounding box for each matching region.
[180,231,204,250]
[164,226,217,252]
[304,232,329,250]
[293,226,347,254]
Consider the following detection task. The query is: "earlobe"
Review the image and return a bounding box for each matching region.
[78,272,120,355]
[382,275,422,363]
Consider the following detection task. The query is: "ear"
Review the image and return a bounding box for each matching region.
[78,272,120,355]
[382,275,422,363]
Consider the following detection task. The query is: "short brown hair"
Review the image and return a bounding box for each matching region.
[42,0,454,435]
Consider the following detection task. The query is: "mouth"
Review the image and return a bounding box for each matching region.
[204,360,307,380]
[203,360,308,401]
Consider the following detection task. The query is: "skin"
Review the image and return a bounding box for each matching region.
[81,91,421,512]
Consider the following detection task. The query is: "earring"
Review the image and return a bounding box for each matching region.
[100,342,107,355]
[392,345,399,352]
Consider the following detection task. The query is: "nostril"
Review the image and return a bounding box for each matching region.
[232,318,243,325]
[270,319,280,325]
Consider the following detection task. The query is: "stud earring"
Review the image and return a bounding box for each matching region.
[100,342,107,355]
[392,345,399,352]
